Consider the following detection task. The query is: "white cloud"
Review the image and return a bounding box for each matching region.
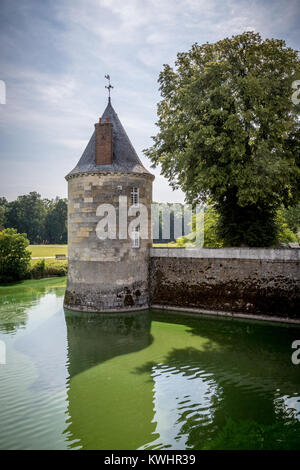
[0,0,299,201]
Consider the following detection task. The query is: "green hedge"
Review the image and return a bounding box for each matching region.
[28,259,67,279]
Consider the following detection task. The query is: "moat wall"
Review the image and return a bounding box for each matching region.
[149,248,300,319]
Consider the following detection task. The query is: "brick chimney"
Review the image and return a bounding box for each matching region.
[94,117,113,165]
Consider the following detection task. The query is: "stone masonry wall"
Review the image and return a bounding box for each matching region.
[149,248,300,319]
[65,172,153,312]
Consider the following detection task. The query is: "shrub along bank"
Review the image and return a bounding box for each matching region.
[29,259,68,279]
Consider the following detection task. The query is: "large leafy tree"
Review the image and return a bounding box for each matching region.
[144,32,300,246]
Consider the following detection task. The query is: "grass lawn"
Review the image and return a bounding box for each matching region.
[0,276,66,291]
[27,244,179,258]
[27,244,68,258]
[152,243,179,247]
[30,258,68,267]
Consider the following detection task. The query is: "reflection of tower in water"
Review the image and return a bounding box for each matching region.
[64,309,153,378]
[63,309,157,450]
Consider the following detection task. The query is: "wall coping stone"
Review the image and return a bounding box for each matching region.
[150,247,300,261]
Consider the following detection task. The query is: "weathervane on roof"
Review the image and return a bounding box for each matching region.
[105,74,113,102]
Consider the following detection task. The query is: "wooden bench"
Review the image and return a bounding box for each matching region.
[55,254,67,259]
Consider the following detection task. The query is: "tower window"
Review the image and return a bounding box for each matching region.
[131,187,139,206]
[132,226,140,248]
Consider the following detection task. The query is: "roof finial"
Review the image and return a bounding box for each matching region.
[105,74,113,102]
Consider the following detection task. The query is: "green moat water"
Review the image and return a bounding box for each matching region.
[0,277,299,450]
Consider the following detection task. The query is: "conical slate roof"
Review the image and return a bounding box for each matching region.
[66,100,152,179]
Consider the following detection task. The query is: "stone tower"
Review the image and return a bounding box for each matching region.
[64,98,154,312]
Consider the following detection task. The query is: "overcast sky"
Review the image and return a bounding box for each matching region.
[0,0,299,202]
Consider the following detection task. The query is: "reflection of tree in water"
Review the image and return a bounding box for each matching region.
[133,312,300,450]
[201,415,300,450]
[0,281,66,334]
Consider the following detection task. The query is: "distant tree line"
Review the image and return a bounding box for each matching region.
[152,202,187,244]
[176,205,300,247]
[0,192,67,244]
[152,201,299,246]
[0,192,298,247]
